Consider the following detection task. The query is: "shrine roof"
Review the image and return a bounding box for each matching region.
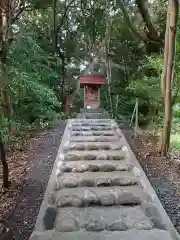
[80,74,105,86]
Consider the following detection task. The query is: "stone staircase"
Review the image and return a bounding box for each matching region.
[77,108,110,119]
[30,118,180,240]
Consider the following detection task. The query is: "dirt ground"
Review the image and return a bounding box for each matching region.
[122,126,180,232]
[0,120,66,239]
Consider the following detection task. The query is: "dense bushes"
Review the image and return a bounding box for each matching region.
[0,31,62,147]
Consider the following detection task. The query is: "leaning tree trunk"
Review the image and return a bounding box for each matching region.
[159,0,179,156]
[135,0,159,41]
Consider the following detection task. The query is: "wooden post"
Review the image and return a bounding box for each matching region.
[135,98,139,137]
[130,103,136,127]
[66,92,71,118]
[84,86,86,108]
[115,94,119,113]
[129,98,139,137]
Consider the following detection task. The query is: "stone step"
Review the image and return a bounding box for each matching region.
[72,122,111,127]
[67,142,122,151]
[72,119,112,124]
[70,136,119,142]
[80,108,105,113]
[71,130,116,136]
[54,186,150,207]
[57,171,138,188]
[31,117,178,240]
[49,229,173,240]
[64,150,125,161]
[54,206,154,232]
[70,126,113,131]
[61,160,131,172]
[84,113,106,119]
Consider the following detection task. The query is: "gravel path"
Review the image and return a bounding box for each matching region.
[122,126,180,233]
[8,120,66,240]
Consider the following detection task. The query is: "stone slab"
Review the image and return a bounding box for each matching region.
[67,142,122,151]
[54,206,153,232]
[71,123,112,127]
[80,108,105,113]
[70,126,113,131]
[51,229,173,240]
[71,119,112,123]
[64,150,125,161]
[61,160,131,172]
[57,171,138,188]
[70,136,119,142]
[55,186,150,207]
[71,130,116,137]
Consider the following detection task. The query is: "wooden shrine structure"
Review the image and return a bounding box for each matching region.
[79,74,105,109]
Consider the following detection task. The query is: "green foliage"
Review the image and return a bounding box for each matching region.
[0,113,9,143]
[9,32,61,122]
[1,0,179,151]
[0,27,62,146]
[127,55,162,107]
[29,0,53,9]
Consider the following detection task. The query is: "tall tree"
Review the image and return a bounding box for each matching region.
[0,0,34,188]
[159,0,179,156]
[0,0,25,188]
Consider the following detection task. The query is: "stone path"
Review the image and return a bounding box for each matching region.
[30,118,180,240]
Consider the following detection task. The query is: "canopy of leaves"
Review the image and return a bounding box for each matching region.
[1,0,180,147]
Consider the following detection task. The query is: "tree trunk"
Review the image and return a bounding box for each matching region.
[0,1,11,190]
[106,57,113,117]
[0,135,9,188]
[116,0,146,42]
[159,0,179,156]
[61,55,65,102]
[135,0,159,41]
[161,2,170,100]
[0,0,27,190]
[3,88,14,134]
[52,0,57,53]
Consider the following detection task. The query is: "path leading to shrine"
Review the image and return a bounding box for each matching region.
[30,114,180,240]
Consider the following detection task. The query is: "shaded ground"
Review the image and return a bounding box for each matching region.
[122,125,180,232]
[0,120,66,239]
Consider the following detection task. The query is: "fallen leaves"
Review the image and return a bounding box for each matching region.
[122,127,180,186]
[0,131,46,221]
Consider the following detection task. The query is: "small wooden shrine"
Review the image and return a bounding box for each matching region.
[79,74,105,109]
